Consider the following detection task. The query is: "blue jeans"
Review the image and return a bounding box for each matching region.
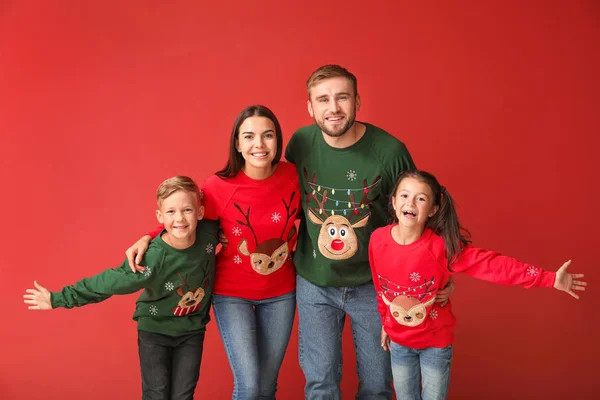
[296,275,393,400]
[212,291,296,400]
[137,329,205,400]
[390,342,453,400]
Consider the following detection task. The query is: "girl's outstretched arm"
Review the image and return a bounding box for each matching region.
[554,260,587,299]
[23,281,52,310]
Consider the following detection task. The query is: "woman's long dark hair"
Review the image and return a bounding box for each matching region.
[215,105,283,179]
[388,170,471,268]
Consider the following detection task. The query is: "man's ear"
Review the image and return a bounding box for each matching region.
[356,93,361,111]
[428,205,439,218]
[307,99,314,118]
[197,205,205,220]
[156,209,164,224]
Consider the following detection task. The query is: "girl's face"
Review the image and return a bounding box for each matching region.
[235,116,277,178]
[392,177,439,229]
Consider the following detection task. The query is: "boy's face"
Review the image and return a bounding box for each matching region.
[156,190,204,242]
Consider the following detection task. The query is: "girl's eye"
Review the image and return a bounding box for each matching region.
[264,133,274,139]
[400,194,407,198]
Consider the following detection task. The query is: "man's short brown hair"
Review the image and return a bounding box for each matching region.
[306,64,358,98]
[156,176,202,207]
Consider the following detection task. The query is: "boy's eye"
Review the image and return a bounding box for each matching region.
[185,208,193,213]
[166,210,174,214]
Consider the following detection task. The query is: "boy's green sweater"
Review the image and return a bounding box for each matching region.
[51,219,218,337]
[285,123,415,287]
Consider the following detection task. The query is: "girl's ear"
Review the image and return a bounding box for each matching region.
[428,205,439,218]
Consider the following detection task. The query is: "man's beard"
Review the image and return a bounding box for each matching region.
[316,113,356,138]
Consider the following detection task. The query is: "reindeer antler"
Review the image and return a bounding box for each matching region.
[418,276,435,301]
[233,203,259,247]
[177,273,190,293]
[303,168,330,218]
[348,176,381,216]
[280,191,298,239]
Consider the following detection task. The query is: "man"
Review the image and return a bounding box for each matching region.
[285,65,454,399]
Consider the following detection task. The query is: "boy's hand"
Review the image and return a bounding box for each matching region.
[126,235,152,273]
[23,281,53,310]
[554,260,587,299]
[381,326,390,351]
[435,277,455,307]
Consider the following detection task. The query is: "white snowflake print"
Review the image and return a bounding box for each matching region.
[206,243,214,254]
[165,282,174,291]
[149,305,158,316]
[346,169,357,181]
[527,266,538,277]
[271,212,281,223]
[233,255,242,264]
[409,272,421,282]
[232,226,242,236]
[143,267,152,277]
[313,249,317,259]
[429,308,439,320]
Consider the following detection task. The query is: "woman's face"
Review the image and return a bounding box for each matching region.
[235,116,277,178]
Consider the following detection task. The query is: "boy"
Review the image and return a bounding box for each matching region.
[23,176,218,400]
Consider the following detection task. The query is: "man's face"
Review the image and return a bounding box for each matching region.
[307,76,360,138]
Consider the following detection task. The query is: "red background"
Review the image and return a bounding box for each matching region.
[1,1,598,399]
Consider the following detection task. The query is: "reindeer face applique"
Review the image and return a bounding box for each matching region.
[382,294,436,327]
[234,192,298,275]
[309,211,368,259]
[379,274,438,327]
[173,272,210,316]
[303,168,381,260]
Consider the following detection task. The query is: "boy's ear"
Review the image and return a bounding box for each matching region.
[197,205,205,220]
[156,209,164,224]
[428,205,439,218]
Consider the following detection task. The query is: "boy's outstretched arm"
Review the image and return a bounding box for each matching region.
[554,260,587,299]
[23,281,53,310]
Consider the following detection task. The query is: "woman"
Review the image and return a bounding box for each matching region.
[126,105,300,399]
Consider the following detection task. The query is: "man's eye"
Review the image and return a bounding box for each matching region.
[338,96,348,101]
[318,98,327,103]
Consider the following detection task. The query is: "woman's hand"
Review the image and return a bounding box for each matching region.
[126,235,152,273]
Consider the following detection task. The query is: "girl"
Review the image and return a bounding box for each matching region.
[368,169,586,400]
[126,105,300,400]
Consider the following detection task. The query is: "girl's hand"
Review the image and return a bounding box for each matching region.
[554,260,587,299]
[23,281,53,310]
[126,235,152,273]
[381,326,391,351]
[436,277,455,307]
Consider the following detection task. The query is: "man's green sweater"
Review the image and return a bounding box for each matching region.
[285,123,415,287]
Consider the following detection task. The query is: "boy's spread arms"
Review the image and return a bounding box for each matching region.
[24,256,157,310]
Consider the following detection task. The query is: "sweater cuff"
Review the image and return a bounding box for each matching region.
[539,271,556,289]
[50,292,64,309]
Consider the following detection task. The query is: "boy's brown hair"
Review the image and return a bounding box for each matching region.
[306,64,358,98]
[156,176,202,207]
